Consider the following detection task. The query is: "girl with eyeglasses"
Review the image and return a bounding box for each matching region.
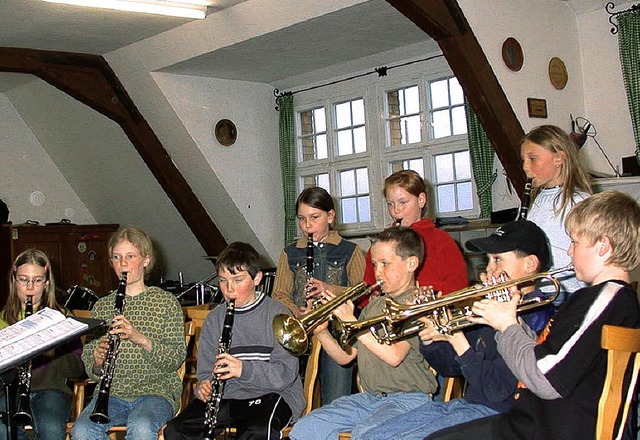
[0,248,85,440]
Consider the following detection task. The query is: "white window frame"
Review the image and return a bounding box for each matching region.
[293,56,479,236]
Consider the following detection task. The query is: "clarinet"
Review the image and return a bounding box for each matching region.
[516,178,533,220]
[90,272,128,424]
[203,300,235,440]
[306,235,321,309]
[13,296,34,425]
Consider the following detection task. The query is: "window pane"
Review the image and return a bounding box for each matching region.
[316,134,328,159]
[317,174,330,191]
[356,168,369,193]
[430,79,449,108]
[455,151,471,180]
[353,126,367,153]
[432,110,451,139]
[437,184,456,212]
[352,99,365,125]
[403,115,421,144]
[389,158,424,177]
[358,196,371,222]
[388,117,402,146]
[341,198,357,223]
[435,154,454,182]
[340,169,356,196]
[457,182,473,210]
[402,86,420,114]
[449,78,464,105]
[388,90,401,118]
[452,106,467,135]
[337,130,353,156]
[335,102,351,129]
[314,108,326,132]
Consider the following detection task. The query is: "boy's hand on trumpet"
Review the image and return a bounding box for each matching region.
[469,290,520,333]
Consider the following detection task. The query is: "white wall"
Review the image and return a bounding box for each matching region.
[153,73,283,261]
[579,1,637,176]
[0,93,95,225]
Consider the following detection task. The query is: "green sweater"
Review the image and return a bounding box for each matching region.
[82,286,186,412]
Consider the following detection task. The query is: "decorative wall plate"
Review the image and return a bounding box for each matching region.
[502,37,524,72]
[215,119,237,146]
[548,57,568,90]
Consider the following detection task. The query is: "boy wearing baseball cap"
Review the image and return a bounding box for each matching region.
[360,220,554,440]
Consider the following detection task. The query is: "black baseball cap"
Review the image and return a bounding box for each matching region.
[465,220,551,271]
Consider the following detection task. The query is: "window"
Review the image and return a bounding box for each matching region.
[294,59,477,234]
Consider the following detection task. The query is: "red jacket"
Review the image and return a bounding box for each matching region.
[363,218,468,295]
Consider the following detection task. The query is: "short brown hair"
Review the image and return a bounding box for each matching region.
[565,191,640,271]
[216,242,261,278]
[370,226,424,266]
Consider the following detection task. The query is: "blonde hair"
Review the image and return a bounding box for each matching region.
[523,125,592,216]
[565,191,640,271]
[108,226,155,276]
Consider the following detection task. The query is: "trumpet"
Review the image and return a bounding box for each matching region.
[273,280,381,356]
[338,265,572,345]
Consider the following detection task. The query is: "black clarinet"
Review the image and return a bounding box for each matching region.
[90,272,127,424]
[13,296,34,425]
[516,178,533,220]
[306,235,321,309]
[203,299,235,440]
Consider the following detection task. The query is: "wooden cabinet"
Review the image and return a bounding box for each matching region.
[0,224,119,307]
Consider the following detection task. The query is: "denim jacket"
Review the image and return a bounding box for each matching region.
[284,234,358,308]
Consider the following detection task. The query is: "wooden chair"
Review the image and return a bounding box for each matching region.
[596,324,640,440]
[65,320,196,440]
[182,307,213,408]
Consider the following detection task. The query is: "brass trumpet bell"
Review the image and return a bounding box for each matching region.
[273,281,380,356]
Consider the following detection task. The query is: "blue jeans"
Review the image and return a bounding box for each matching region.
[289,391,432,440]
[358,398,500,440]
[70,394,173,440]
[0,390,71,440]
[319,349,353,404]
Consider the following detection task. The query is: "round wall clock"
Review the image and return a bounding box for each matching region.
[214,119,237,146]
[548,57,568,90]
[502,37,524,72]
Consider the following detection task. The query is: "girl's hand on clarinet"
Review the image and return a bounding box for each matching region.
[92,338,110,370]
[111,315,152,351]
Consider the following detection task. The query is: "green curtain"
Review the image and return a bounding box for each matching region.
[464,99,496,218]
[617,8,640,164]
[278,93,297,245]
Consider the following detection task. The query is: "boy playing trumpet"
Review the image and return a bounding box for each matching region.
[361,219,555,440]
[290,227,437,440]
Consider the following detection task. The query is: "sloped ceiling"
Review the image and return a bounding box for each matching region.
[0,0,631,284]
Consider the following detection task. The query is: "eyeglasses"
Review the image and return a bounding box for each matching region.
[15,277,46,287]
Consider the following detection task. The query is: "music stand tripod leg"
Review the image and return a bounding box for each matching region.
[0,370,17,440]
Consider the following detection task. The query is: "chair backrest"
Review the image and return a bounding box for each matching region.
[596,324,640,440]
[178,321,196,382]
[301,336,323,416]
[186,307,213,360]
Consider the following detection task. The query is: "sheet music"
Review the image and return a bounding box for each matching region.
[0,308,88,372]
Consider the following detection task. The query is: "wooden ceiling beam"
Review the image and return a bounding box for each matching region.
[0,47,227,257]
[386,0,527,196]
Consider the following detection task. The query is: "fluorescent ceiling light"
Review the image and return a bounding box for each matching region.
[42,0,209,19]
